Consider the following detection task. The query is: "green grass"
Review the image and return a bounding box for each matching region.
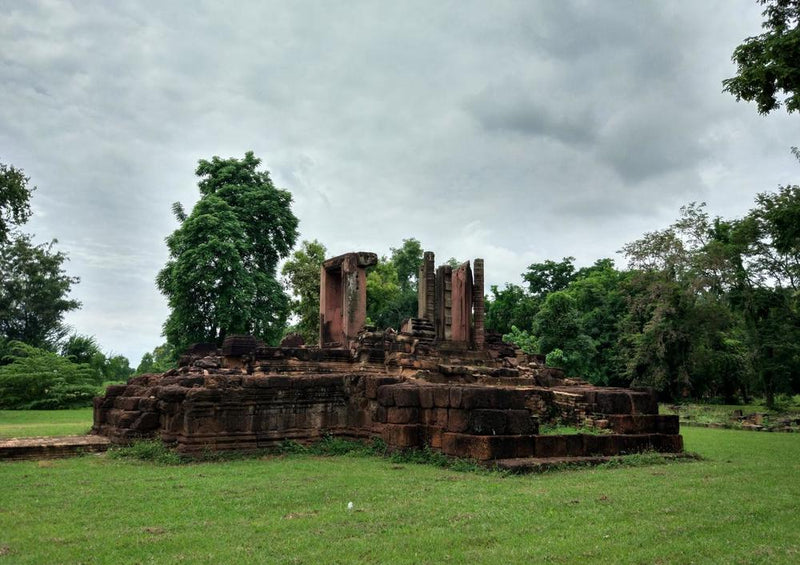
[1,427,798,564]
[0,408,93,439]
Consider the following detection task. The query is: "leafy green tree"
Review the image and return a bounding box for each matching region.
[60,334,133,384]
[61,334,105,384]
[501,325,538,354]
[281,239,327,343]
[728,185,800,406]
[104,354,134,383]
[390,238,423,292]
[61,334,102,365]
[157,152,298,350]
[723,0,800,114]
[0,162,33,244]
[0,235,80,349]
[523,257,577,297]
[485,283,539,335]
[0,342,98,409]
[531,291,596,378]
[366,258,405,329]
[365,239,424,330]
[135,343,178,375]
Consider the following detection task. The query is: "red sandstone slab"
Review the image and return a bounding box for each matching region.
[0,435,111,460]
[494,452,695,474]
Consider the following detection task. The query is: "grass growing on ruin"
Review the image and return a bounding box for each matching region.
[1,427,799,564]
[0,408,93,438]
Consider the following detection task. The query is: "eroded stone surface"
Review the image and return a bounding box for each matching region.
[92,250,682,461]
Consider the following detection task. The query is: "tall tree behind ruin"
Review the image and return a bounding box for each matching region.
[157,152,298,350]
[281,239,327,344]
[0,161,80,351]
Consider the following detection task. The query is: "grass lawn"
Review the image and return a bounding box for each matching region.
[0,409,94,439]
[1,427,799,564]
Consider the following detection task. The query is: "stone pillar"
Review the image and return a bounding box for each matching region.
[472,258,485,348]
[319,252,378,347]
[417,251,435,322]
[450,262,473,343]
[434,265,453,341]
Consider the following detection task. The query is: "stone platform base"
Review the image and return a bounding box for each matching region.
[0,435,111,460]
[494,452,697,473]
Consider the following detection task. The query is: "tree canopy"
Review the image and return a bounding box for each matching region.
[0,164,80,350]
[281,239,327,343]
[366,238,423,330]
[0,162,34,244]
[723,0,800,114]
[157,152,299,350]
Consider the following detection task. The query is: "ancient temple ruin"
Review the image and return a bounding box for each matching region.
[92,251,682,466]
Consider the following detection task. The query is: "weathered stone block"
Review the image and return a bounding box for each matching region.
[418,387,435,408]
[103,385,128,398]
[449,387,463,408]
[468,409,507,435]
[421,408,448,427]
[506,410,537,434]
[441,433,533,461]
[382,424,420,448]
[114,397,140,411]
[393,387,420,407]
[376,385,395,407]
[366,377,401,399]
[387,407,419,424]
[535,435,567,458]
[156,385,188,403]
[594,391,633,414]
[447,409,469,432]
[131,412,160,432]
[433,386,451,408]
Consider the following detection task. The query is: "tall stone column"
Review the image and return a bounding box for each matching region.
[451,262,473,343]
[472,258,485,348]
[417,251,435,322]
[434,265,453,341]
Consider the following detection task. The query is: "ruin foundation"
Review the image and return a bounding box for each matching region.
[93,252,682,462]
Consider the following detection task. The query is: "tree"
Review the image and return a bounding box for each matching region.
[727,185,800,406]
[389,238,423,291]
[61,334,133,384]
[365,239,425,330]
[0,234,80,349]
[485,283,539,335]
[523,257,577,297]
[723,0,800,114]
[157,152,298,350]
[135,343,178,374]
[0,162,34,244]
[531,291,596,378]
[0,342,98,409]
[281,239,327,343]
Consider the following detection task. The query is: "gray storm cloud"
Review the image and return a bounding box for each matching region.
[0,0,795,363]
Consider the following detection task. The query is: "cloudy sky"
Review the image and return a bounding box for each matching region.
[1,1,796,364]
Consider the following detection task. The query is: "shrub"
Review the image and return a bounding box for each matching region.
[0,341,100,409]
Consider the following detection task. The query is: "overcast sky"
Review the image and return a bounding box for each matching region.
[1,1,796,364]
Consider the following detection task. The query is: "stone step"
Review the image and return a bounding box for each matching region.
[0,435,111,460]
[493,452,696,474]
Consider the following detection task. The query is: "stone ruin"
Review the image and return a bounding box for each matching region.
[92,251,682,464]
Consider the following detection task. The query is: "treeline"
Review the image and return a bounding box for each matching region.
[487,195,800,407]
[5,152,799,410]
[0,163,134,409]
